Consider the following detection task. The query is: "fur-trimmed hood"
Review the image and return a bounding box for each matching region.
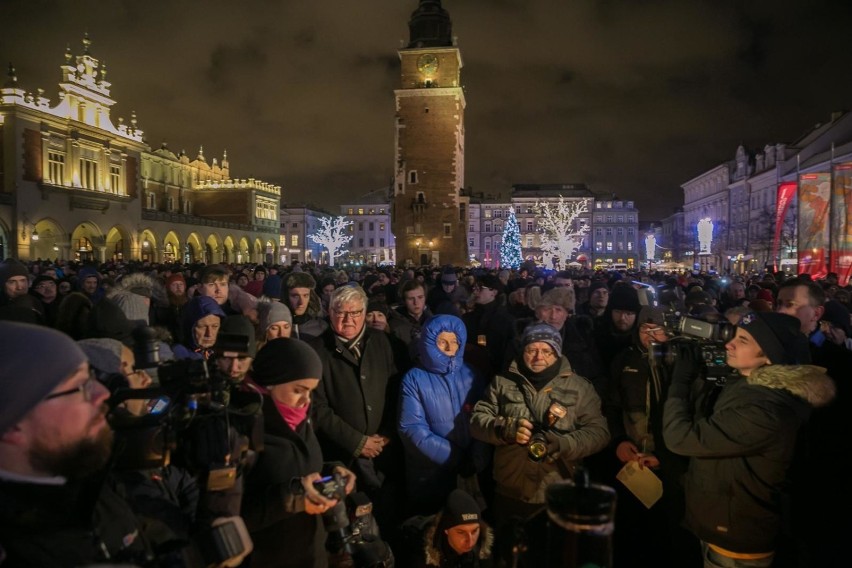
[111,272,167,306]
[423,511,493,567]
[747,364,836,408]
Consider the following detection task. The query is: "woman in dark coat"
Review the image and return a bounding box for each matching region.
[241,337,356,568]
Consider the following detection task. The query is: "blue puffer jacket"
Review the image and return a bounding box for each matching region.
[398,315,487,507]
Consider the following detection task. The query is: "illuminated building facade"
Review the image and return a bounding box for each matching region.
[392,0,468,267]
[280,205,329,266]
[0,36,280,263]
[341,187,396,266]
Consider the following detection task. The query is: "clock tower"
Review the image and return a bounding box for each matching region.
[393,0,468,267]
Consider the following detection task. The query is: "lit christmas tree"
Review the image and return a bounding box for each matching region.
[533,196,590,270]
[309,215,353,267]
[499,207,523,269]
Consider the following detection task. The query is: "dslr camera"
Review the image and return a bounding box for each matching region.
[316,473,394,568]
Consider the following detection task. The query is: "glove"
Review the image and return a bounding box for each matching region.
[669,340,702,398]
[544,431,564,458]
[496,416,520,444]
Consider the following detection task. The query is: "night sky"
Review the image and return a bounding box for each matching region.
[3,0,852,222]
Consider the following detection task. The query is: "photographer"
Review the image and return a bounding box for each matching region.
[242,337,356,568]
[662,311,835,567]
[470,322,609,533]
[0,321,154,566]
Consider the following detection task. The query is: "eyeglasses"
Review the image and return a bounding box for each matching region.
[524,347,556,358]
[43,369,100,402]
[332,308,365,319]
[474,285,493,291]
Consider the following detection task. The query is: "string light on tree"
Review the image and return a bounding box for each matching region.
[499,207,523,269]
[309,215,353,267]
[532,196,591,270]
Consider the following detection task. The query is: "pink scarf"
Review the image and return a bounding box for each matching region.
[274,399,309,431]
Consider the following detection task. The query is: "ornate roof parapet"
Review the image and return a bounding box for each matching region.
[194,177,281,196]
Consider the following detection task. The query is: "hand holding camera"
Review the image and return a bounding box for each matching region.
[302,472,340,515]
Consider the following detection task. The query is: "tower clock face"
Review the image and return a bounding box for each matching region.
[417,53,439,75]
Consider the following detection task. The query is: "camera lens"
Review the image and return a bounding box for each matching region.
[528,432,548,462]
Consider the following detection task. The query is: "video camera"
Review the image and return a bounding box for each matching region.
[317,472,394,568]
[649,313,736,382]
[106,326,263,472]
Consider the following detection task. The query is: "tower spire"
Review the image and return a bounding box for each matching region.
[407,0,453,48]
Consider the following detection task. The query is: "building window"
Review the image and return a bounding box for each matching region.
[379,223,385,231]
[485,222,491,233]
[526,221,533,232]
[291,235,298,247]
[110,164,121,194]
[526,235,534,247]
[48,151,65,184]
[617,215,624,223]
[167,196,174,211]
[606,228,613,237]
[147,192,156,209]
[380,238,385,247]
[348,208,354,215]
[495,209,502,218]
[484,238,491,250]
[184,200,192,215]
[292,222,299,228]
[409,171,418,184]
[369,222,374,231]
[80,157,98,190]
[627,227,634,237]
[494,221,502,232]
[359,222,364,231]
[627,241,633,251]
[469,238,475,247]
[358,208,364,215]
[279,235,286,247]
[484,209,492,219]
[606,215,613,223]
[379,208,385,214]
[469,224,474,232]
[369,238,375,247]
[596,241,603,251]
[617,227,624,237]
[607,242,613,251]
[444,223,452,237]
[595,228,603,237]
[358,238,364,247]
[617,242,624,251]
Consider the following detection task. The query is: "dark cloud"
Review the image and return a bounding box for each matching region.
[1,0,850,221]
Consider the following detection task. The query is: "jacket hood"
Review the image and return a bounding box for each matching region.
[424,511,493,566]
[747,364,835,408]
[181,296,225,349]
[76,266,101,288]
[111,272,167,306]
[417,314,467,375]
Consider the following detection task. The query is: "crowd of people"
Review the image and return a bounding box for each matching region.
[0,255,849,567]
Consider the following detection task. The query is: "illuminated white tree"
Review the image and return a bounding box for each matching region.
[532,196,590,270]
[309,216,353,267]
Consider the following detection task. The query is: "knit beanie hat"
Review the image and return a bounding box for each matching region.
[257,301,292,333]
[366,299,390,317]
[588,281,608,295]
[521,322,562,357]
[608,285,641,313]
[538,287,576,312]
[252,338,322,386]
[218,315,257,358]
[441,488,482,528]
[166,273,186,288]
[0,258,29,285]
[77,337,124,375]
[110,290,149,325]
[441,268,458,284]
[0,321,87,432]
[736,311,810,365]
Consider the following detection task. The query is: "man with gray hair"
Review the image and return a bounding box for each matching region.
[309,284,410,539]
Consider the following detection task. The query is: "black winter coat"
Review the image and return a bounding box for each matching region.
[241,397,326,568]
[0,473,152,567]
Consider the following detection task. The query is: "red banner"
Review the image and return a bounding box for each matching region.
[798,173,831,279]
[772,182,797,271]
[830,163,852,286]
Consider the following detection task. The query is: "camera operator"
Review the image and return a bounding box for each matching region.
[662,311,835,567]
[470,322,609,534]
[602,307,700,567]
[241,337,357,568]
[0,321,154,566]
